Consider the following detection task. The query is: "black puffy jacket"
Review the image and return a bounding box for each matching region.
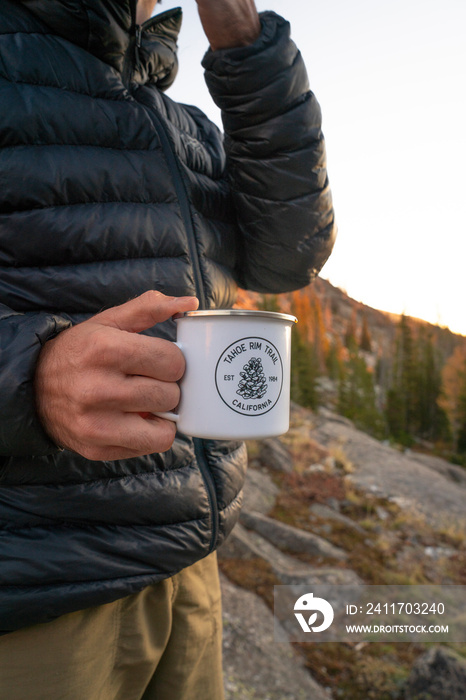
[0,0,336,632]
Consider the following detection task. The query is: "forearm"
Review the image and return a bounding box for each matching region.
[203,12,337,292]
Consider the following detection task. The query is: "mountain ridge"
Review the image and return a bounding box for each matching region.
[235,276,466,361]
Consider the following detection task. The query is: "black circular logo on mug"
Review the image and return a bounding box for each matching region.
[215,337,283,416]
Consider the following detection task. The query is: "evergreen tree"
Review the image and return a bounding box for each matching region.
[359,313,372,352]
[385,315,418,443]
[309,291,329,373]
[440,347,466,454]
[415,328,449,442]
[457,381,466,453]
[338,338,385,437]
[290,324,319,410]
[258,294,280,312]
[386,317,450,445]
[344,309,358,349]
[326,337,344,382]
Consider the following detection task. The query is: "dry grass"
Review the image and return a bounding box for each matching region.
[328,443,355,473]
[227,434,466,698]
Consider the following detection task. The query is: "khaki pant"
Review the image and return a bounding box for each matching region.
[0,552,224,700]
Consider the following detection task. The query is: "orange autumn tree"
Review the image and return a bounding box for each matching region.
[291,288,329,372]
[439,346,466,454]
[288,290,322,408]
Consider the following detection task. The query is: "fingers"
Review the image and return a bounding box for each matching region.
[84,375,181,415]
[71,413,178,461]
[102,331,186,382]
[35,291,197,461]
[95,291,199,334]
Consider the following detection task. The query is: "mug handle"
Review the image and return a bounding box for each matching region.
[153,409,179,423]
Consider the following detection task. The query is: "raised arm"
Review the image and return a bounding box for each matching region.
[199,7,337,293]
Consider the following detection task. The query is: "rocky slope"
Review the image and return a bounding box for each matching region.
[219,403,466,699]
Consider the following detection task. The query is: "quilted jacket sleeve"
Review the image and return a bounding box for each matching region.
[0,305,71,456]
[202,11,337,293]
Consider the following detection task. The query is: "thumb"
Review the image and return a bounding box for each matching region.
[94,291,199,333]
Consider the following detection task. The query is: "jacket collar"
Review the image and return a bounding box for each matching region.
[21,0,182,88]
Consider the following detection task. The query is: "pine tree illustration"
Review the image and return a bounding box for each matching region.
[236,358,268,399]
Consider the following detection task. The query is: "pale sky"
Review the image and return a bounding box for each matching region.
[159,0,466,336]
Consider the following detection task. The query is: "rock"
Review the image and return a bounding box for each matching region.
[309,503,367,535]
[257,438,293,473]
[424,546,456,560]
[317,406,354,428]
[306,463,326,473]
[290,400,312,422]
[221,573,331,700]
[310,409,466,531]
[275,564,361,587]
[313,523,333,536]
[218,523,267,561]
[375,505,389,520]
[240,510,348,561]
[325,497,341,511]
[316,376,338,405]
[404,646,466,700]
[242,467,279,515]
[410,452,466,486]
[244,526,359,586]
[219,522,361,586]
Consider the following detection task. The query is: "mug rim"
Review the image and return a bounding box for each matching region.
[173,309,297,324]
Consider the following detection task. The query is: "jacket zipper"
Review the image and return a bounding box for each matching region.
[134,24,142,73]
[122,7,207,309]
[148,113,214,544]
[148,109,207,309]
[194,438,219,553]
[123,3,214,546]
[150,110,215,554]
[150,110,215,549]
[122,0,138,87]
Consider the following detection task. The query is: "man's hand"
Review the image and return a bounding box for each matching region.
[34,291,199,461]
[195,0,261,51]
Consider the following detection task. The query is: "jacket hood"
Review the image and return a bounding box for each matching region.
[20,0,182,88]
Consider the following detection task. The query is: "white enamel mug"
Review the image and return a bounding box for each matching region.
[156,310,297,440]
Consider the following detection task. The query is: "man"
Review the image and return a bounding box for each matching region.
[0,0,336,697]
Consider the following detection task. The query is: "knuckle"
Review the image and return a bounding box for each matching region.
[75,413,105,444]
[155,420,177,453]
[158,343,185,381]
[73,381,99,409]
[90,331,118,365]
[74,326,119,369]
[135,290,164,324]
[152,340,185,381]
[79,445,105,462]
[169,383,181,409]
[141,289,164,304]
[152,381,180,412]
[171,348,186,381]
[72,412,89,438]
[135,419,176,455]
